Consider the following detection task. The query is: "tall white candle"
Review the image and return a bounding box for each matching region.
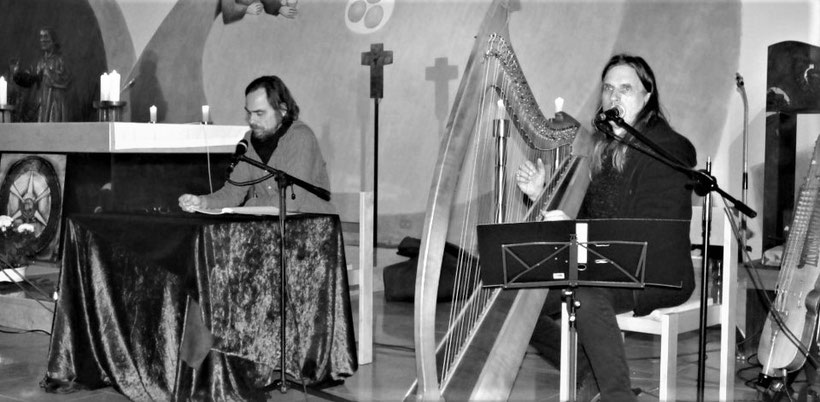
[202,105,210,123]
[109,70,121,102]
[100,72,109,101]
[149,105,157,123]
[0,76,7,105]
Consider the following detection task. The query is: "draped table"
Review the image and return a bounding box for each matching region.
[42,212,358,401]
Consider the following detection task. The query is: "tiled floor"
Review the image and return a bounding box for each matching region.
[0,254,789,401]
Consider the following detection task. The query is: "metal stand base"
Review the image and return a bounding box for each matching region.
[559,290,579,402]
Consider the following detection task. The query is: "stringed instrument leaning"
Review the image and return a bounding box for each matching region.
[406,1,590,401]
[758,135,820,381]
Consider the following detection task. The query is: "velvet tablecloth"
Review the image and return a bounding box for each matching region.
[42,213,357,401]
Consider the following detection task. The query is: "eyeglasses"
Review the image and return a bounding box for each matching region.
[601,84,643,97]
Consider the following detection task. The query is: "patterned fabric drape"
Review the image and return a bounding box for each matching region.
[42,212,357,401]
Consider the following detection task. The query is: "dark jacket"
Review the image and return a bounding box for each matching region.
[580,118,697,315]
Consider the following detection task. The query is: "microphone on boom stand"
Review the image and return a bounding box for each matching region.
[597,104,625,122]
[227,139,249,174]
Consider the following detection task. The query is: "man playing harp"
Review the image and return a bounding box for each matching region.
[516,54,697,401]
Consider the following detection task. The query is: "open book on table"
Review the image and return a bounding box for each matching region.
[192,206,291,216]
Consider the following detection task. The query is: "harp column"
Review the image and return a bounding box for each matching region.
[494,116,510,223]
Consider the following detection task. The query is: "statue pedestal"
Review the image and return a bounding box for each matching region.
[93,100,126,122]
[0,104,15,123]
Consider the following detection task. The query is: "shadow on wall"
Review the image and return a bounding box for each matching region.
[129,51,167,123]
[0,0,106,122]
[125,0,214,123]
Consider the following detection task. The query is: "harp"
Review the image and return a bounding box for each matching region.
[407,1,591,400]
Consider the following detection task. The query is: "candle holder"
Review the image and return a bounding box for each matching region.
[93,100,127,122]
[200,120,212,125]
[0,104,15,123]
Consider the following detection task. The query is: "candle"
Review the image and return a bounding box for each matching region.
[109,70,121,102]
[0,76,7,105]
[202,105,210,123]
[554,97,564,114]
[100,72,109,101]
[149,105,157,123]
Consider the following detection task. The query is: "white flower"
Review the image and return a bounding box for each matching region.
[17,223,35,234]
[0,215,12,229]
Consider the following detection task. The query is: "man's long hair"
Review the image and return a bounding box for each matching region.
[245,75,300,121]
[590,54,667,174]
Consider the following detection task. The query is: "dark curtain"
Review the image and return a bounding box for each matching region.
[42,213,357,401]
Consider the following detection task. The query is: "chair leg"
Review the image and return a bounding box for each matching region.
[659,314,679,402]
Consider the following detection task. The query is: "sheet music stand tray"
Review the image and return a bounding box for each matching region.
[477,219,687,401]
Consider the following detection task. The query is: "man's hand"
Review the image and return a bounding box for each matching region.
[540,210,570,221]
[279,5,297,18]
[515,158,547,201]
[178,194,202,212]
[245,2,263,15]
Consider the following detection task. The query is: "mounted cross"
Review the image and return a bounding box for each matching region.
[361,43,393,99]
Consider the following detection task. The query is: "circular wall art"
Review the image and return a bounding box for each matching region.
[0,156,62,254]
[345,0,395,34]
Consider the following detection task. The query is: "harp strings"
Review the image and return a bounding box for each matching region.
[437,51,559,384]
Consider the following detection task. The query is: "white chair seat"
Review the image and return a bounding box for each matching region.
[616,208,737,401]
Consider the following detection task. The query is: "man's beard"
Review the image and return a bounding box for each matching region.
[251,126,275,139]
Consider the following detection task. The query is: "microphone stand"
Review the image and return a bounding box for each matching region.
[605,116,756,402]
[230,155,330,394]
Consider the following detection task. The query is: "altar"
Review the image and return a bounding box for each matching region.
[0,122,248,330]
[0,122,249,249]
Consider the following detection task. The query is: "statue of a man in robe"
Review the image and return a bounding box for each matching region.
[12,28,72,122]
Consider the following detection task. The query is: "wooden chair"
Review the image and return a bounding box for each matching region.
[335,191,374,365]
[615,207,737,401]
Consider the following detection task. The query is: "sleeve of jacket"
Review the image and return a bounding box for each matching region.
[627,131,697,220]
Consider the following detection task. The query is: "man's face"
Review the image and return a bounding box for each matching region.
[39,30,54,52]
[245,88,283,138]
[600,64,650,137]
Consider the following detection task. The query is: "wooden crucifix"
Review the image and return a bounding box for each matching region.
[361,43,393,249]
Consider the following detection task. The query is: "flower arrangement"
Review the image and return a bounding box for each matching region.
[0,215,38,268]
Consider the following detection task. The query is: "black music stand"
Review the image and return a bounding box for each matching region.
[229,155,331,395]
[477,218,689,401]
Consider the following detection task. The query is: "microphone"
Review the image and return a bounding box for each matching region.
[597,104,625,121]
[227,139,248,173]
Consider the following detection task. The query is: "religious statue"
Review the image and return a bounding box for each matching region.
[4,57,29,122]
[219,0,298,24]
[12,28,72,122]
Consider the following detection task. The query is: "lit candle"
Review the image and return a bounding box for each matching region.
[554,97,564,114]
[149,105,157,123]
[202,105,210,123]
[100,72,109,101]
[109,70,121,102]
[0,76,7,105]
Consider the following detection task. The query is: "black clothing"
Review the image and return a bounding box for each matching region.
[531,117,697,401]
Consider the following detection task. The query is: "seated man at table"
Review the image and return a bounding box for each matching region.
[179,75,334,214]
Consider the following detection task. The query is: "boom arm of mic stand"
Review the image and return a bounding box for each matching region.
[691,170,757,218]
[609,117,756,219]
[238,155,331,201]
